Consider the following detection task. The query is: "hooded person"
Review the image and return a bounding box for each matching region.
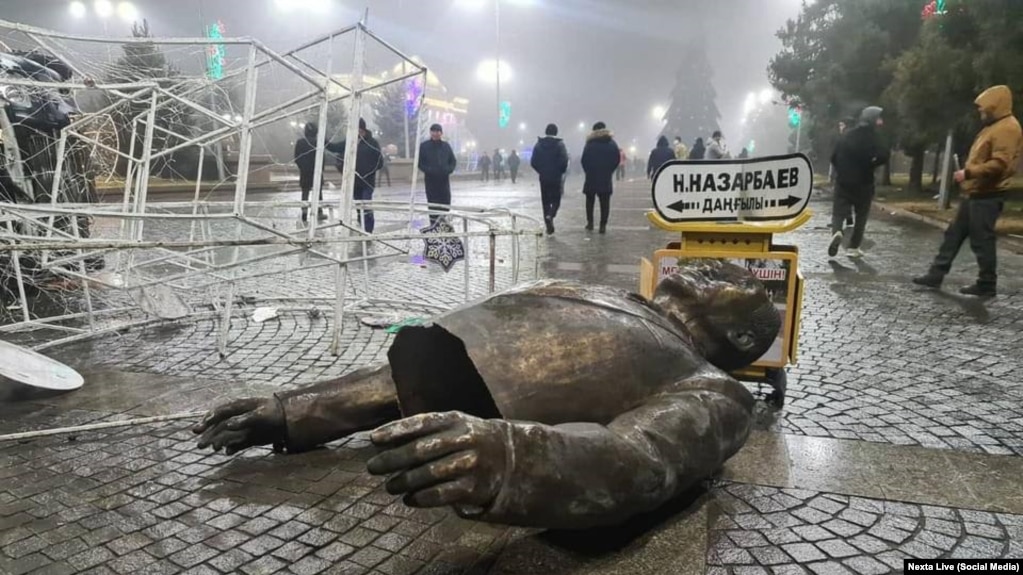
[706,131,730,160]
[328,118,384,233]
[418,124,458,223]
[688,137,706,160]
[530,123,569,235]
[580,122,621,233]
[647,135,676,180]
[827,106,889,259]
[673,136,689,160]
[293,122,327,223]
[913,85,1023,297]
[508,150,521,184]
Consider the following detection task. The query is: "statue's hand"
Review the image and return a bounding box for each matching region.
[367,411,507,509]
[192,397,286,455]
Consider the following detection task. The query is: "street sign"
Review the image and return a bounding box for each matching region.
[651,153,813,223]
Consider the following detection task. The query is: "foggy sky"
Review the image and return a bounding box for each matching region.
[2,0,801,153]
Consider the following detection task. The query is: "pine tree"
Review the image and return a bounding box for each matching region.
[661,44,721,144]
[372,80,420,158]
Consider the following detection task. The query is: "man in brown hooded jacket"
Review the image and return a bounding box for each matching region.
[913,85,1023,296]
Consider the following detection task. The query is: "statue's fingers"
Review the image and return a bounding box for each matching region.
[366,429,470,475]
[404,476,476,508]
[383,450,478,495]
[192,398,257,434]
[370,412,462,447]
[196,420,236,450]
[211,428,250,453]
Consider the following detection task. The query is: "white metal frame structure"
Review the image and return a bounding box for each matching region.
[0,17,543,357]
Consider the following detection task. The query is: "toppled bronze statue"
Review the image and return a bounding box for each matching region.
[194,260,781,529]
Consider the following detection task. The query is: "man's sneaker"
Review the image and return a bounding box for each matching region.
[828,231,843,257]
[959,284,996,297]
[585,223,594,231]
[846,248,864,259]
[545,218,555,235]
[911,274,943,289]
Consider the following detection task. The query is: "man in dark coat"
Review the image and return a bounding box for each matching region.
[530,123,570,235]
[479,152,491,182]
[418,124,457,223]
[647,135,676,180]
[293,122,327,223]
[493,149,504,181]
[688,137,706,160]
[508,150,521,184]
[581,121,621,234]
[329,118,384,233]
[829,106,889,259]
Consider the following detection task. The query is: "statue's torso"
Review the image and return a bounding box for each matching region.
[393,280,724,425]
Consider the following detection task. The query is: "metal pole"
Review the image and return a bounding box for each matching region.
[233,44,259,216]
[307,34,333,239]
[331,18,369,356]
[0,412,205,443]
[463,217,471,302]
[795,121,802,154]
[403,61,410,159]
[938,129,954,210]
[495,0,501,129]
[488,231,496,293]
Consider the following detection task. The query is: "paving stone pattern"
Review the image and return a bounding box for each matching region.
[707,483,1023,575]
[0,422,521,575]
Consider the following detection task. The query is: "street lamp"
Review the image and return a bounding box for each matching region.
[652,105,666,121]
[458,0,532,129]
[518,122,526,132]
[578,121,586,131]
[69,1,87,18]
[94,0,113,18]
[116,2,137,22]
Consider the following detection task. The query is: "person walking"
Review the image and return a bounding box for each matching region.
[673,136,689,160]
[479,152,491,182]
[294,122,327,223]
[912,85,1023,297]
[581,121,621,234]
[329,118,383,233]
[688,137,706,160]
[706,131,730,160]
[508,150,521,184]
[379,151,392,187]
[530,123,569,235]
[616,148,628,181]
[493,149,504,181]
[418,124,457,223]
[647,135,676,179]
[828,106,889,259]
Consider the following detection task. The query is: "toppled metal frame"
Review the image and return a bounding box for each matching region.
[0,17,543,357]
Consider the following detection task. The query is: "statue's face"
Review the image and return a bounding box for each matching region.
[653,260,781,372]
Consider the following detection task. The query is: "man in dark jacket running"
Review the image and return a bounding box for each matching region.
[581,122,621,234]
[293,122,327,223]
[418,124,457,223]
[828,106,889,259]
[647,135,676,179]
[530,123,569,235]
[329,118,383,233]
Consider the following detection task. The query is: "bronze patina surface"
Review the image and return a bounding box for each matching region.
[194,260,781,529]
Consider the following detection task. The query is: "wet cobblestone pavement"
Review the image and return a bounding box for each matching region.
[4,177,1023,574]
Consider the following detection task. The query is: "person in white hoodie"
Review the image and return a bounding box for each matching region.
[706,130,730,160]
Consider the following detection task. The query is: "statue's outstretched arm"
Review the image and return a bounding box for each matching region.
[367,376,753,530]
[193,363,400,455]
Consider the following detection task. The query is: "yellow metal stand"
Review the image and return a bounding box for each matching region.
[640,211,810,383]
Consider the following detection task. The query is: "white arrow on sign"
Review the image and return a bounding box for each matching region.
[651,153,814,222]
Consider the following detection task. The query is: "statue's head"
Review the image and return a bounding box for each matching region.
[653,259,781,372]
